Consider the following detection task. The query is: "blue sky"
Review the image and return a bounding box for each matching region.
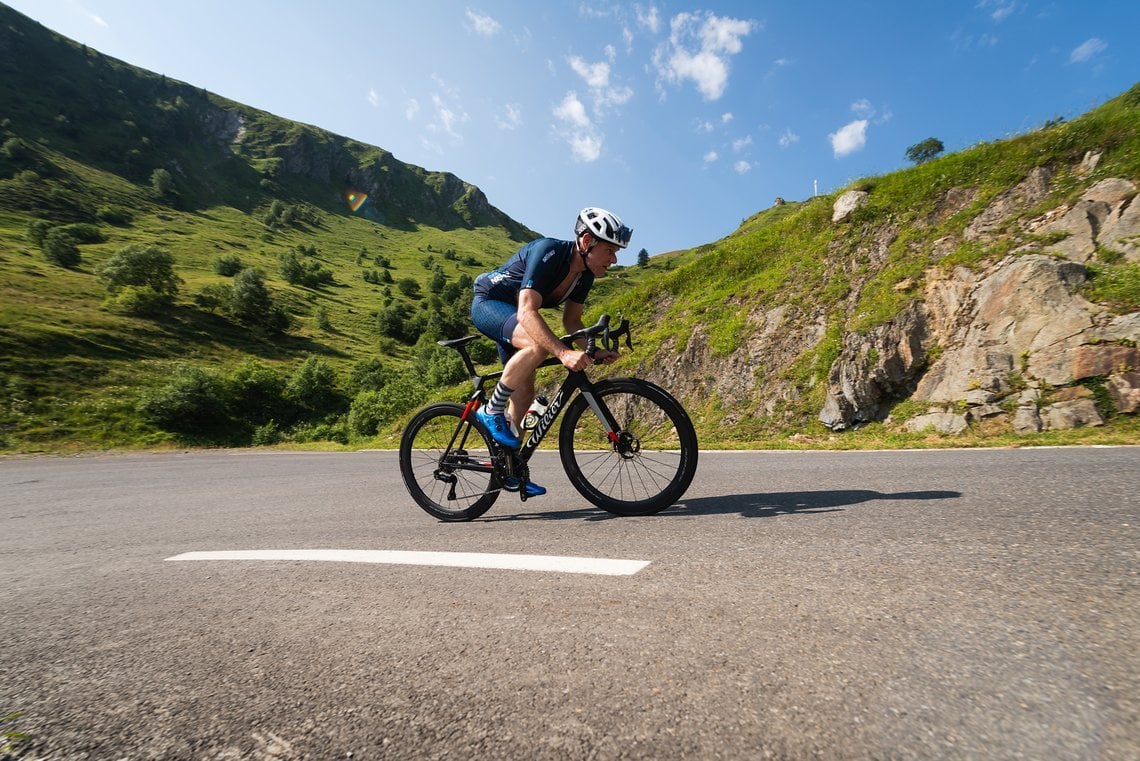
[6,1,1139,265]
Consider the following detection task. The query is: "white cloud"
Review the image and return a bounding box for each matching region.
[367,89,380,107]
[636,4,661,34]
[466,9,501,36]
[1070,37,1107,63]
[977,0,1017,21]
[553,92,591,128]
[734,160,752,174]
[721,112,734,124]
[696,120,714,133]
[568,55,633,116]
[830,119,868,158]
[704,150,718,163]
[405,99,420,121]
[732,135,752,152]
[569,56,611,89]
[496,103,522,130]
[778,128,800,148]
[568,133,603,162]
[84,10,108,28]
[849,99,892,125]
[426,92,469,144]
[553,92,603,162]
[653,11,756,100]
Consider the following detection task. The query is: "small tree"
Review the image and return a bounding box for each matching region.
[212,254,243,276]
[285,356,342,417]
[41,229,81,268]
[905,137,944,165]
[150,167,175,199]
[229,268,287,331]
[97,244,181,297]
[637,248,650,267]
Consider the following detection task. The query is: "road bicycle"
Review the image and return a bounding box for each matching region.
[399,314,698,521]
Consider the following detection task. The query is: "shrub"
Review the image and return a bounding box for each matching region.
[212,254,243,276]
[229,268,288,331]
[96,205,133,226]
[98,244,181,296]
[285,357,343,416]
[348,357,388,395]
[288,420,349,445]
[251,420,283,446]
[41,229,80,268]
[57,223,105,244]
[104,285,172,316]
[25,219,51,246]
[279,250,333,287]
[193,283,231,312]
[150,167,175,199]
[397,277,421,298]
[138,365,229,435]
[347,373,426,435]
[314,306,332,331]
[227,360,289,426]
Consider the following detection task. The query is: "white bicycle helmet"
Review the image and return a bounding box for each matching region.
[575,207,633,249]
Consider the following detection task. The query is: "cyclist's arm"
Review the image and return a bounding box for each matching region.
[518,290,590,370]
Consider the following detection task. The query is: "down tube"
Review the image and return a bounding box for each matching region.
[518,372,590,461]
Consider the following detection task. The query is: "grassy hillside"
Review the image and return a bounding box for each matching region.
[592,84,1140,447]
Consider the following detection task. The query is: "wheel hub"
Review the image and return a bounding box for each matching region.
[615,430,641,459]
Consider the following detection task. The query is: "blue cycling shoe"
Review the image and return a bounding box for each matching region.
[475,407,521,449]
[502,476,547,497]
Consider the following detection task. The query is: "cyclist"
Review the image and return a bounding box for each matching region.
[470,207,632,496]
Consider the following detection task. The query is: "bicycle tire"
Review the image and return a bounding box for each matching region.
[558,378,698,516]
[400,402,500,521]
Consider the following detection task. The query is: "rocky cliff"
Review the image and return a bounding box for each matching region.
[621,87,1139,441]
[820,170,1138,435]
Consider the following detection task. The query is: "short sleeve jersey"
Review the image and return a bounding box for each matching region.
[474,238,594,308]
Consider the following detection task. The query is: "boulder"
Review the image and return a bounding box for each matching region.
[967,404,1005,422]
[1107,371,1140,413]
[832,190,869,223]
[965,166,1052,240]
[1041,200,1113,262]
[1099,193,1140,263]
[819,302,928,429]
[1042,399,1103,430]
[905,412,968,434]
[915,255,1098,399]
[1012,406,1043,435]
[1072,345,1140,380]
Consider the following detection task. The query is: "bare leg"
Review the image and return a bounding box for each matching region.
[500,325,551,429]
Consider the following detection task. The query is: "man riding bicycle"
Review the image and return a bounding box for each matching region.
[470,207,632,497]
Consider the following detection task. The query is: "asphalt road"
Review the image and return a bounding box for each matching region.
[1,447,1137,760]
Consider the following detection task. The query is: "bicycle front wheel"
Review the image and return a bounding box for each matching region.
[400,402,500,521]
[559,379,698,516]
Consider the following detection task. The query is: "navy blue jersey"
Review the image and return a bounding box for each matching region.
[474,238,594,308]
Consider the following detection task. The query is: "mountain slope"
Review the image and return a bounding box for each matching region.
[594,84,1140,447]
[0,3,546,450]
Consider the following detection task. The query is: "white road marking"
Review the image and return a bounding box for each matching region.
[165,549,650,576]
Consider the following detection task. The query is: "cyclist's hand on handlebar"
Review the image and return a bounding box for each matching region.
[559,349,593,372]
[593,349,619,365]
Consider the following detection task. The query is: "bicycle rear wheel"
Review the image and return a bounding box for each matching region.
[559,379,698,516]
[400,402,500,521]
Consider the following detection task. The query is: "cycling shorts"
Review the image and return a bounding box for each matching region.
[470,294,519,365]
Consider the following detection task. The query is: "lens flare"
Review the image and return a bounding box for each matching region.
[345,190,368,213]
